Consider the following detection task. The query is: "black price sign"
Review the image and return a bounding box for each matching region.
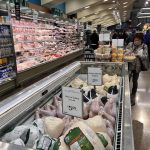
[15,2,20,20]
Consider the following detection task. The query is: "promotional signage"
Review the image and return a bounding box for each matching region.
[62,87,83,118]
[88,67,102,86]
[15,2,20,20]
[112,39,124,48]
[99,33,110,42]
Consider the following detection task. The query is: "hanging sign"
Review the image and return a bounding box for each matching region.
[15,2,20,20]
[88,67,102,85]
[62,87,83,118]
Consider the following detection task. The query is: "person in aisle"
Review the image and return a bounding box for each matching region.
[126,29,136,45]
[112,31,118,39]
[123,30,128,46]
[144,28,150,61]
[126,33,149,106]
[90,30,99,50]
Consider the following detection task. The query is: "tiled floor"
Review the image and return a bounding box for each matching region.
[132,70,150,150]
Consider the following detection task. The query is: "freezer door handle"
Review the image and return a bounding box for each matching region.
[42,90,48,96]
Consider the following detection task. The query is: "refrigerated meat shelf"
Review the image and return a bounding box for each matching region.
[0,61,134,150]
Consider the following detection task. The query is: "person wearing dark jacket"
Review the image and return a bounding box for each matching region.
[144,29,150,61]
[90,30,99,50]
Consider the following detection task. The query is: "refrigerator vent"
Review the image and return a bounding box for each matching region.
[115,77,124,150]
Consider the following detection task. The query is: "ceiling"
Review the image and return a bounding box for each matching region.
[41,0,135,27]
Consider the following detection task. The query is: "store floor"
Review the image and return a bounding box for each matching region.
[132,69,150,150]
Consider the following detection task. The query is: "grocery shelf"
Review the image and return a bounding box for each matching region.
[0,54,14,59]
[12,25,54,30]
[0,49,83,96]
[0,64,15,69]
[14,39,53,43]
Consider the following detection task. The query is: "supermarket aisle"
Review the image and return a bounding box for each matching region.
[132,69,150,150]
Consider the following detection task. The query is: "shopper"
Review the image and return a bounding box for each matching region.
[112,31,118,39]
[144,28,150,61]
[126,29,136,45]
[90,30,99,50]
[126,33,149,106]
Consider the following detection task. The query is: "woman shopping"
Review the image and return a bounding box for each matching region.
[126,33,149,106]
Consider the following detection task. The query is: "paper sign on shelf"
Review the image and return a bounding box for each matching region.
[112,39,124,47]
[99,34,104,42]
[104,33,110,41]
[62,87,83,118]
[88,67,102,85]
[112,39,118,47]
[118,39,124,47]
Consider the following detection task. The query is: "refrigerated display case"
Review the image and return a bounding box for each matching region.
[0,61,134,150]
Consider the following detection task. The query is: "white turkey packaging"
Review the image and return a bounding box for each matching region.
[43,116,65,139]
[64,121,105,150]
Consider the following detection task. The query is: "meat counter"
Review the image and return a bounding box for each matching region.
[0,61,134,150]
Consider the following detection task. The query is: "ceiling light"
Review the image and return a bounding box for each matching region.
[104,0,108,2]
[123,2,128,5]
[145,1,149,5]
[85,6,90,9]
[109,7,112,9]
[123,5,127,8]
[141,8,150,10]
[137,23,141,26]
[112,1,115,3]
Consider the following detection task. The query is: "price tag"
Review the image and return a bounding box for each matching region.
[88,67,102,85]
[15,2,20,21]
[62,87,83,118]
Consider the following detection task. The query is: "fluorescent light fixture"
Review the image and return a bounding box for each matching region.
[137,22,141,26]
[85,6,90,9]
[123,2,128,4]
[137,16,150,18]
[141,8,150,10]
[123,5,127,8]
[145,1,149,5]
[139,12,150,15]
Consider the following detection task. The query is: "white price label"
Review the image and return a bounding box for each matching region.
[62,87,83,118]
[88,67,102,85]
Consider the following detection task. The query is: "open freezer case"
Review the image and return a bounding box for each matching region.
[0,61,134,150]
